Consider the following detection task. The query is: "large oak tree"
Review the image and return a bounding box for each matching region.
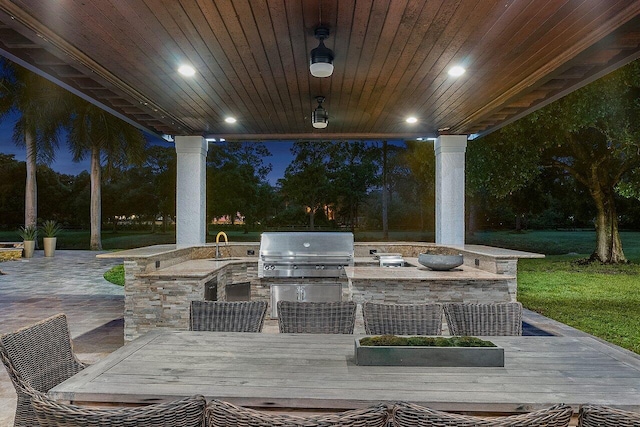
[468,60,640,263]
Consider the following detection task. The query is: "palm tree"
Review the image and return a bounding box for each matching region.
[0,60,69,229]
[67,98,146,250]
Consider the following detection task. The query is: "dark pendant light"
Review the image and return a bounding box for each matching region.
[310,26,334,78]
[312,96,328,128]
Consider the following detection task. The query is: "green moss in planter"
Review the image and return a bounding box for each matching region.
[359,335,496,347]
[355,335,504,366]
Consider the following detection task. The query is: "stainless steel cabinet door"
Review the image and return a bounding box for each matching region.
[270,285,299,318]
[298,284,342,302]
[271,284,343,318]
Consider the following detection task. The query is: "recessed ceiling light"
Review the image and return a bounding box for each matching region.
[178,65,196,76]
[448,66,465,77]
[406,117,418,124]
[225,117,237,124]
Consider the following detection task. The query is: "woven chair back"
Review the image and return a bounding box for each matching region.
[393,401,573,427]
[207,399,389,427]
[0,314,86,427]
[32,392,206,427]
[363,302,443,335]
[444,302,523,336]
[578,404,640,427]
[189,300,267,332]
[277,301,357,334]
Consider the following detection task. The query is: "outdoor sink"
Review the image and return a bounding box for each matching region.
[418,253,463,271]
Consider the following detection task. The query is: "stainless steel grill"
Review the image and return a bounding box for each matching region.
[258,232,354,278]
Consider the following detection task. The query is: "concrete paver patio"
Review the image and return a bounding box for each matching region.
[0,250,122,425]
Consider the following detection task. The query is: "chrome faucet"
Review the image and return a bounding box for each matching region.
[215,231,229,258]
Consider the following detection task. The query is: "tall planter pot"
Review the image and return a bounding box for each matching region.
[43,237,57,257]
[23,240,35,258]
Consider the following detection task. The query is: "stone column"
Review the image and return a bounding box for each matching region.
[175,136,208,246]
[434,135,467,246]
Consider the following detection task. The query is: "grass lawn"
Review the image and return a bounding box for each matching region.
[469,230,640,354]
[518,256,640,354]
[103,264,125,286]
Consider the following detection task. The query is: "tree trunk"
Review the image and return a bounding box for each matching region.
[467,201,477,234]
[309,208,315,230]
[515,214,523,232]
[90,147,103,250]
[382,141,389,240]
[24,131,37,229]
[590,185,625,263]
[162,213,168,233]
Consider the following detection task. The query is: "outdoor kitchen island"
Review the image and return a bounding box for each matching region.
[345,258,518,307]
[99,240,542,341]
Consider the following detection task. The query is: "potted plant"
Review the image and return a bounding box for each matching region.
[17,225,38,258]
[41,220,62,257]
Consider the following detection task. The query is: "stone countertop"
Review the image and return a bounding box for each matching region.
[134,254,516,281]
[458,245,544,259]
[137,257,255,279]
[346,257,513,281]
[97,243,543,260]
[96,243,259,259]
[97,244,182,259]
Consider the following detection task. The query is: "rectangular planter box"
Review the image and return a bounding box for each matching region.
[354,338,504,367]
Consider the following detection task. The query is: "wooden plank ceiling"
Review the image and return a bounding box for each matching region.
[0,0,639,140]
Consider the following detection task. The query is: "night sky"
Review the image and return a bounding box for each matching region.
[0,112,295,185]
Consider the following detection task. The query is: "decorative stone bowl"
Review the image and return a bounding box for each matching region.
[418,253,463,271]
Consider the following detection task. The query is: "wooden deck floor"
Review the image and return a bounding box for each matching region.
[51,331,640,414]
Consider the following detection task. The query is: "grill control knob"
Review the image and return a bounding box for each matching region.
[337,265,343,270]
[293,265,298,269]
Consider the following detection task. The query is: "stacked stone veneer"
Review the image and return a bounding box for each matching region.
[348,278,512,306]
[0,242,24,261]
[124,244,258,341]
[0,249,22,261]
[122,242,522,341]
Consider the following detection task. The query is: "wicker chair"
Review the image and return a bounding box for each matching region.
[32,392,206,427]
[392,401,573,427]
[277,301,357,334]
[363,302,443,335]
[189,300,267,332]
[0,314,87,427]
[578,404,640,427]
[444,302,523,336]
[207,398,389,427]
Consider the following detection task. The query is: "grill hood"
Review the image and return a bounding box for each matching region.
[258,232,354,278]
